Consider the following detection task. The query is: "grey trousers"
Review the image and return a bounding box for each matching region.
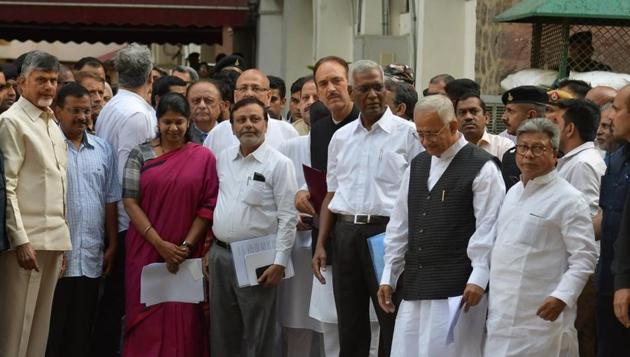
[209,244,278,357]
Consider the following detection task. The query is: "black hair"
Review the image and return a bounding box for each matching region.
[212,70,240,104]
[313,56,349,80]
[230,97,268,123]
[268,75,286,98]
[445,78,480,102]
[155,92,192,142]
[556,99,600,142]
[456,92,488,113]
[152,75,187,106]
[74,57,104,71]
[388,81,418,120]
[56,82,90,108]
[429,73,455,84]
[555,79,592,99]
[290,76,307,94]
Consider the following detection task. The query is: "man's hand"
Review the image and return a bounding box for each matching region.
[295,190,317,216]
[102,243,116,276]
[156,240,188,266]
[377,285,396,313]
[614,288,630,328]
[257,264,285,288]
[462,283,484,312]
[311,245,327,284]
[16,243,39,271]
[297,215,312,231]
[536,296,566,321]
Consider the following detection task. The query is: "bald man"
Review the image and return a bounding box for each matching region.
[586,86,617,107]
[203,69,299,155]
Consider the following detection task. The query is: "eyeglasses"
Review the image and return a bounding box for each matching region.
[64,107,91,116]
[235,85,269,93]
[515,144,549,157]
[416,124,449,142]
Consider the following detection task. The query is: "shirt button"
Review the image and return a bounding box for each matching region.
[418,264,423,269]
[426,195,431,200]
[419,229,424,233]
[417,247,422,252]
[422,212,427,216]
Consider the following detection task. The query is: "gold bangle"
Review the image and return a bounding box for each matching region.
[142,224,153,236]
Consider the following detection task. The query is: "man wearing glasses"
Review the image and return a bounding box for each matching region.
[203,69,298,156]
[485,118,597,356]
[377,94,504,357]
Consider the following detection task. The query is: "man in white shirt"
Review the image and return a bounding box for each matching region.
[485,118,598,357]
[92,43,156,357]
[378,94,505,357]
[203,69,298,155]
[455,92,513,160]
[210,97,298,357]
[312,60,422,357]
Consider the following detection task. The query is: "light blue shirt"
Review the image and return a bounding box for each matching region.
[64,133,121,278]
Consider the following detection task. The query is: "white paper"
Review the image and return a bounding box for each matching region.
[446,295,463,345]
[230,234,295,287]
[244,250,295,286]
[140,258,204,307]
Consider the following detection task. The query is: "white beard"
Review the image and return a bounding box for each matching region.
[37,98,53,108]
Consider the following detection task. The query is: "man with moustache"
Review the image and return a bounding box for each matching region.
[1,64,18,114]
[312,60,422,357]
[203,69,298,155]
[75,71,106,132]
[597,103,625,157]
[456,92,513,160]
[499,85,548,189]
[0,50,71,357]
[46,83,120,357]
[187,80,225,144]
[292,76,318,135]
[210,97,297,357]
[288,77,305,123]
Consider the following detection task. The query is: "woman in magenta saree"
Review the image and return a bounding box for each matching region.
[122,93,218,356]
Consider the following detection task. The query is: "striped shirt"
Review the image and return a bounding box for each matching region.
[64,133,121,278]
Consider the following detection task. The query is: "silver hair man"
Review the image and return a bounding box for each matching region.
[516,117,560,152]
[21,50,60,78]
[349,59,384,87]
[114,43,153,89]
[414,94,456,124]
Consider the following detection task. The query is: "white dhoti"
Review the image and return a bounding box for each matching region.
[392,296,487,357]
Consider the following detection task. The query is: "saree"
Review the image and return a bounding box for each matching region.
[122,142,218,357]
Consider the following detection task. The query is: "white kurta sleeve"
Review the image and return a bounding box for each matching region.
[467,160,506,289]
[272,157,299,267]
[551,196,598,307]
[380,166,411,290]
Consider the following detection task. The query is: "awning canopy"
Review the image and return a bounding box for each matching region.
[495,0,630,26]
[0,0,252,44]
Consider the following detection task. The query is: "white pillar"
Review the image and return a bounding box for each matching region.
[313,0,355,62]
[257,0,284,76]
[283,0,315,83]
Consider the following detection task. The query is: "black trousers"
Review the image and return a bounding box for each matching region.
[596,293,630,357]
[332,221,396,357]
[46,276,100,357]
[90,230,126,357]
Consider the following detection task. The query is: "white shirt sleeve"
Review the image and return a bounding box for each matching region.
[116,113,153,184]
[326,133,340,192]
[551,196,598,307]
[380,166,410,289]
[272,157,299,267]
[563,161,603,217]
[467,160,506,289]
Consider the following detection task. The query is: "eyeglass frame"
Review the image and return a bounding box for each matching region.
[514,143,551,157]
[416,123,450,142]
[235,85,270,93]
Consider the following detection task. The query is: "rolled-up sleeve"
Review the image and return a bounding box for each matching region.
[197,150,219,221]
[272,157,298,267]
[122,146,143,199]
[0,117,28,247]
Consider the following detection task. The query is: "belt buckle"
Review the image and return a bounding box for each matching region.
[353,214,370,225]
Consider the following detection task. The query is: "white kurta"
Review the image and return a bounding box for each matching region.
[381,135,506,357]
[485,170,598,357]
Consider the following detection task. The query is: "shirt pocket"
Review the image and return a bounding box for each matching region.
[505,213,553,251]
[242,180,267,206]
[375,151,407,185]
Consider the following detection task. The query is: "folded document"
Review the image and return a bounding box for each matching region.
[140,258,205,307]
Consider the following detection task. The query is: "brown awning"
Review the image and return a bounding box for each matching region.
[0,0,252,44]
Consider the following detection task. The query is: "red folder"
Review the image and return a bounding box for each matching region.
[302,164,327,214]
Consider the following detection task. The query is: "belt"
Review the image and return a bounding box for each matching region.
[214,240,231,250]
[337,214,389,225]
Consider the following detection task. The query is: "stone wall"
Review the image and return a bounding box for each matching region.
[475,0,532,94]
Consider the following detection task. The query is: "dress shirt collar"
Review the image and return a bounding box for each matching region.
[477,130,491,146]
[523,169,558,187]
[436,132,467,160]
[17,96,54,122]
[560,141,595,161]
[354,107,395,134]
[64,131,94,150]
[233,140,270,163]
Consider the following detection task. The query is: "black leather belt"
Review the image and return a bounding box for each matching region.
[214,240,230,250]
[337,214,389,225]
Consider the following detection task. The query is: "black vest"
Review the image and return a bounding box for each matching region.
[403,144,496,300]
[501,147,520,190]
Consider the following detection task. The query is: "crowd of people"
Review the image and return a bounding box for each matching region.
[0,42,629,357]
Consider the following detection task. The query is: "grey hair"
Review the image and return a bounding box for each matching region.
[174,65,199,81]
[516,118,560,152]
[430,73,454,84]
[21,51,59,77]
[115,43,153,88]
[414,94,456,124]
[349,60,384,87]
